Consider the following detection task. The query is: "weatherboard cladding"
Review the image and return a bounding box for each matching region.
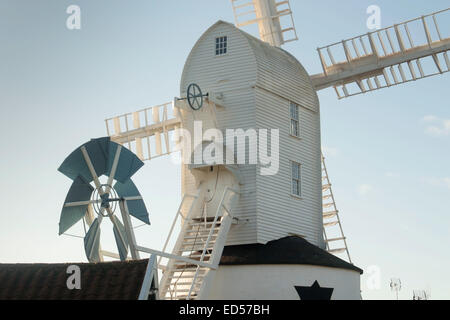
[256,88,323,247]
[180,21,322,246]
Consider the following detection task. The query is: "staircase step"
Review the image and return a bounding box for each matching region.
[323,203,335,209]
[186,253,212,259]
[186,225,221,232]
[326,237,346,243]
[163,285,202,294]
[322,184,331,191]
[173,257,210,266]
[323,211,338,219]
[167,288,200,294]
[324,221,338,227]
[165,280,202,287]
[187,220,221,226]
[185,230,220,237]
[328,248,346,254]
[167,295,197,300]
[191,216,223,222]
[183,234,218,241]
[172,265,210,271]
[163,285,201,293]
[165,273,206,280]
[173,261,209,267]
[180,243,216,250]
[277,9,291,16]
[275,0,290,7]
[185,229,219,234]
[178,245,215,252]
[281,27,294,33]
[169,266,208,273]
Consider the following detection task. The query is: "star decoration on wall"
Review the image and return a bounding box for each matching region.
[295,281,334,300]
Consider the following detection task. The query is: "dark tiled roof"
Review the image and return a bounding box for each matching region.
[220,236,363,274]
[0,260,148,300]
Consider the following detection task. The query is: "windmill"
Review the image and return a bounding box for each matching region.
[60,1,449,300]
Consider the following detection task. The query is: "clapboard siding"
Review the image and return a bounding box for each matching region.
[180,21,323,247]
[255,86,323,247]
[245,36,319,113]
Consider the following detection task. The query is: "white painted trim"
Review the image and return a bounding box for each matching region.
[106,145,122,193]
[120,200,140,260]
[214,35,229,57]
[290,194,303,201]
[135,246,216,270]
[101,250,121,260]
[80,146,102,192]
[138,254,159,300]
[122,196,143,201]
[65,200,101,207]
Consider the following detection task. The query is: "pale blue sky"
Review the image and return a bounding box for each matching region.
[0,1,449,300]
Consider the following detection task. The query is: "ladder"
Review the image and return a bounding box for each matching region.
[230,0,298,46]
[159,186,239,300]
[321,154,352,263]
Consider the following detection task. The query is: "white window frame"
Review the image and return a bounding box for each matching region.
[215,36,228,56]
[290,161,302,198]
[289,102,300,138]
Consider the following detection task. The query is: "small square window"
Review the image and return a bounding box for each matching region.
[291,161,302,197]
[215,36,228,56]
[290,102,300,137]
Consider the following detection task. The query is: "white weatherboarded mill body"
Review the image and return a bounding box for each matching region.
[180,21,324,248]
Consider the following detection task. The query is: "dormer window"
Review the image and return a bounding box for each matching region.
[216,36,228,55]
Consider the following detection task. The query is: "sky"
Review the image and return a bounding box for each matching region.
[0,0,449,300]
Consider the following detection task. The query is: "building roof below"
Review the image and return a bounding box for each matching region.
[0,260,148,300]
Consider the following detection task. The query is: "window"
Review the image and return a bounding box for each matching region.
[216,36,228,55]
[290,102,300,137]
[291,161,302,197]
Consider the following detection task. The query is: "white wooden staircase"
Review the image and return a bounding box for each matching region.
[159,186,239,300]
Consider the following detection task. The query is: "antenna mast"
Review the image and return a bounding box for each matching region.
[390,278,402,300]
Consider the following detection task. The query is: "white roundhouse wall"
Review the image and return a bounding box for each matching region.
[207,264,361,300]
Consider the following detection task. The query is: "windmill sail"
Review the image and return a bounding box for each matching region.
[230,0,298,47]
[105,102,181,161]
[312,8,450,99]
